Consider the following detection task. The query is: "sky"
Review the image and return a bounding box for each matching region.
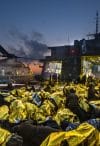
[0,0,100,59]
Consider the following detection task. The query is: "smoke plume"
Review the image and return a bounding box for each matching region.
[8,28,50,60]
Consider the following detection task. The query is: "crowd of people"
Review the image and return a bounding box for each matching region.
[0,75,100,146]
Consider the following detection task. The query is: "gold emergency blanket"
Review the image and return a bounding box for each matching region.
[78,98,90,112]
[41,123,99,146]
[40,100,55,116]
[0,127,12,146]
[0,105,9,120]
[24,102,38,119]
[89,100,100,109]
[9,99,27,123]
[54,108,78,125]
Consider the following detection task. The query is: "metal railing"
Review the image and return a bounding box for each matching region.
[0,75,34,84]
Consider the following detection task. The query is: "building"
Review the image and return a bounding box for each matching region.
[42,12,100,81]
[42,45,81,81]
[0,58,30,76]
[0,45,32,83]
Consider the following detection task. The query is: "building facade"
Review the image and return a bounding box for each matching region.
[42,36,100,81]
[42,12,100,81]
[0,45,32,83]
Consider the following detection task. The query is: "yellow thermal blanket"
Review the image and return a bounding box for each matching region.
[41,123,99,146]
[0,105,9,120]
[9,99,26,123]
[0,127,12,146]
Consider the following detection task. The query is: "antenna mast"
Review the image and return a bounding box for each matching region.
[87,11,99,39]
[96,11,99,34]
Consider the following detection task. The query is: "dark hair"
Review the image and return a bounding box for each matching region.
[70,88,76,93]
[60,139,69,146]
[60,120,69,130]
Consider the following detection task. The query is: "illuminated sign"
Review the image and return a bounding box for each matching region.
[45,62,62,74]
[81,56,100,77]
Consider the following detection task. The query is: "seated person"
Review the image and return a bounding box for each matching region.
[88,84,99,100]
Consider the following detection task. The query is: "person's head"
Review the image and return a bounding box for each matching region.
[60,139,69,146]
[89,83,94,88]
[60,120,70,130]
[7,82,13,90]
[70,88,76,93]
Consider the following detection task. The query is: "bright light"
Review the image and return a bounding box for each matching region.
[81,56,100,77]
[45,61,62,74]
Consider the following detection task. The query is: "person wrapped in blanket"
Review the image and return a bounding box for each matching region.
[87,83,99,101]
[41,121,100,146]
[60,118,100,131]
[65,87,100,122]
[11,118,100,146]
[65,88,89,122]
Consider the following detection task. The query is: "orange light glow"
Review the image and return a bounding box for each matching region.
[29,61,43,74]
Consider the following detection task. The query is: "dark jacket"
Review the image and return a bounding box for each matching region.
[66,92,79,108]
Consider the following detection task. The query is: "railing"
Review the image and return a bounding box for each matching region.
[0,75,34,84]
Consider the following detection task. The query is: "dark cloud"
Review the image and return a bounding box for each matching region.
[31,31,44,42]
[8,28,50,59]
[24,39,48,59]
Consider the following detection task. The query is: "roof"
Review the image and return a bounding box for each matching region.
[48,45,73,50]
[0,45,17,58]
